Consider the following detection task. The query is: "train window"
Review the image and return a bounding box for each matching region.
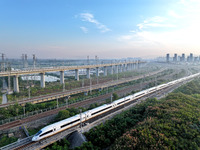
[135,93,143,97]
[35,130,42,136]
[39,130,53,137]
[91,106,112,116]
[61,119,80,128]
[117,98,130,105]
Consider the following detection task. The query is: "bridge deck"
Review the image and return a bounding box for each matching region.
[0,61,144,77]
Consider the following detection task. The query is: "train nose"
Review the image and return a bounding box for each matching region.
[32,136,37,141]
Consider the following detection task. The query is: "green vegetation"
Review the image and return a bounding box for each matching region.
[0,135,17,147]
[78,78,200,149]
[111,93,200,150]
[85,98,158,149]
[37,70,200,149]
[174,78,200,95]
[28,128,41,136]
[45,138,70,150]
[0,101,58,121]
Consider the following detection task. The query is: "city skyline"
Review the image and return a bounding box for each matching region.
[1,0,200,59]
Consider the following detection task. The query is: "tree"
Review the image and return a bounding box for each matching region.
[56,110,70,121]
[113,93,118,100]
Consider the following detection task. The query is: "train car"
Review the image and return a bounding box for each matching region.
[146,87,157,94]
[32,114,83,141]
[32,73,200,141]
[134,90,147,99]
[89,104,114,118]
[156,83,168,90]
[32,103,115,141]
[113,96,132,106]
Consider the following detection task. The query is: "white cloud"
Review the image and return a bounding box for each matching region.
[116,0,200,57]
[129,30,136,33]
[137,16,175,30]
[168,10,183,18]
[80,13,110,33]
[148,16,167,23]
[80,26,88,33]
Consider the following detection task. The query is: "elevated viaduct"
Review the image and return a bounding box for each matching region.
[0,61,145,93]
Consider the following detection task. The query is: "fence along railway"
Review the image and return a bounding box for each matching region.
[0,68,163,108]
[1,72,199,150]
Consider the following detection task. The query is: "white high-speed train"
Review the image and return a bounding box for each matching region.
[32,72,200,141]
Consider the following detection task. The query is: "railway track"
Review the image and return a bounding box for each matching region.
[0,69,165,108]
[13,142,35,150]
[0,83,145,131]
[0,69,181,131]
[1,73,198,150]
[19,81,190,150]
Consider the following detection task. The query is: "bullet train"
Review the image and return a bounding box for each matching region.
[32,72,200,141]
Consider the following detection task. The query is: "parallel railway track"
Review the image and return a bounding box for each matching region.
[1,72,198,150]
[0,69,164,108]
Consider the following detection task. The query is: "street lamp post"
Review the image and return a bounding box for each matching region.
[57,97,59,108]
[66,96,70,108]
[28,87,31,99]
[23,104,25,116]
[90,78,92,94]
[80,109,83,133]
[111,94,113,103]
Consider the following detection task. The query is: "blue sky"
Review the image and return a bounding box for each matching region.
[0,0,200,59]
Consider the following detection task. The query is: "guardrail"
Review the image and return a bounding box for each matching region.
[0,135,33,150]
[0,61,145,77]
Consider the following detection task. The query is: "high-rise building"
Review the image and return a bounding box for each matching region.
[187,56,190,62]
[194,57,198,62]
[173,53,177,62]
[181,53,185,62]
[190,53,193,62]
[166,53,170,62]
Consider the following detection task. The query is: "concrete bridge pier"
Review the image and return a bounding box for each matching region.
[127,64,131,71]
[13,75,19,93]
[96,67,99,76]
[124,64,128,71]
[110,66,113,74]
[60,71,64,84]
[134,62,137,69]
[132,63,135,70]
[40,73,45,88]
[137,62,140,69]
[133,63,136,70]
[86,68,90,79]
[75,69,79,81]
[131,63,134,70]
[122,64,126,72]
[119,64,123,72]
[103,66,107,76]
[115,65,118,74]
[129,63,132,70]
[128,64,131,71]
